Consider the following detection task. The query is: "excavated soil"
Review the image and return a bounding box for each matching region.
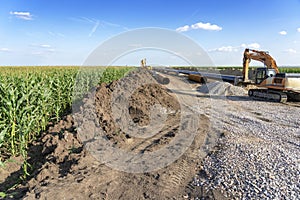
[94,74,181,149]
[0,69,220,199]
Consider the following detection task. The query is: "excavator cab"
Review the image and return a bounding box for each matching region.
[242,48,279,84]
[254,68,276,84]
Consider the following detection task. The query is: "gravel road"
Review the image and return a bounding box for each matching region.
[190,81,300,199]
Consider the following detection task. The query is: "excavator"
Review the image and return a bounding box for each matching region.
[140,58,170,85]
[242,48,300,102]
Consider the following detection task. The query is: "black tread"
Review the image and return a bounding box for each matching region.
[248,89,288,103]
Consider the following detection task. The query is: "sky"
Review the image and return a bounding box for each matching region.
[1,0,300,66]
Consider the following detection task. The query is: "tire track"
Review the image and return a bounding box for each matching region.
[158,158,190,198]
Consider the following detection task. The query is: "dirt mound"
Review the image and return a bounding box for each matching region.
[198,81,247,96]
[1,68,219,199]
[94,70,180,147]
[128,83,180,126]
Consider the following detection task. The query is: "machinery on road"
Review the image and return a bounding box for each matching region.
[140,58,170,85]
[242,48,300,102]
[151,50,300,103]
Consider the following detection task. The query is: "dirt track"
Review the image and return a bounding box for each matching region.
[1,69,299,199]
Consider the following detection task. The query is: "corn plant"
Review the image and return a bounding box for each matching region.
[0,66,132,178]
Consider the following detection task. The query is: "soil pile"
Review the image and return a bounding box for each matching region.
[94,69,180,147]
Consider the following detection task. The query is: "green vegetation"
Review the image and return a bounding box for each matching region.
[0,66,132,177]
[0,192,6,198]
[278,67,300,73]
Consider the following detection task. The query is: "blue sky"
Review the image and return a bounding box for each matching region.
[1,0,300,66]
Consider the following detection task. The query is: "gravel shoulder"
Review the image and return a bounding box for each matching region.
[191,81,300,199]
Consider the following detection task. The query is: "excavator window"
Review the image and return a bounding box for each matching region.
[255,68,276,84]
[255,69,266,84]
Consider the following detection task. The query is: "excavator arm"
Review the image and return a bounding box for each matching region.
[242,48,279,82]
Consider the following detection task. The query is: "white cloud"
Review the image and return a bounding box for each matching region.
[31,44,52,48]
[241,43,261,49]
[40,44,51,48]
[176,21,222,32]
[31,44,55,56]
[209,46,238,52]
[284,48,297,54]
[10,11,33,20]
[279,31,287,35]
[297,28,300,32]
[191,22,222,31]
[0,48,10,52]
[176,25,190,32]
[210,43,261,53]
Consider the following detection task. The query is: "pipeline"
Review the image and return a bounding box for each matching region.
[150,71,170,85]
[188,74,207,84]
[153,68,243,86]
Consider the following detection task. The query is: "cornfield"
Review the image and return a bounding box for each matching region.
[0,66,132,176]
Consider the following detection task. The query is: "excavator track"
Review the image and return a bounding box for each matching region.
[248,89,288,103]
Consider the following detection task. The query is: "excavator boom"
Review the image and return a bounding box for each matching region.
[243,48,279,82]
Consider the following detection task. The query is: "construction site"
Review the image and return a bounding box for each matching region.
[0,49,299,199]
[2,0,300,199]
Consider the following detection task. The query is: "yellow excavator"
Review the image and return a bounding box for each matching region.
[140,58,170,84]
[242,48,300,102]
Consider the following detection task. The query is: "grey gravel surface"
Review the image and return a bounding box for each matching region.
[193,82,300,199]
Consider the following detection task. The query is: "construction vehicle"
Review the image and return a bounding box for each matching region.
[242,48,300,102]
[140,58,170,85]
[141,58,152,70]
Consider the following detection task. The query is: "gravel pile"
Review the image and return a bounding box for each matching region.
[193,98,300,199]
[198,81,247,96]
